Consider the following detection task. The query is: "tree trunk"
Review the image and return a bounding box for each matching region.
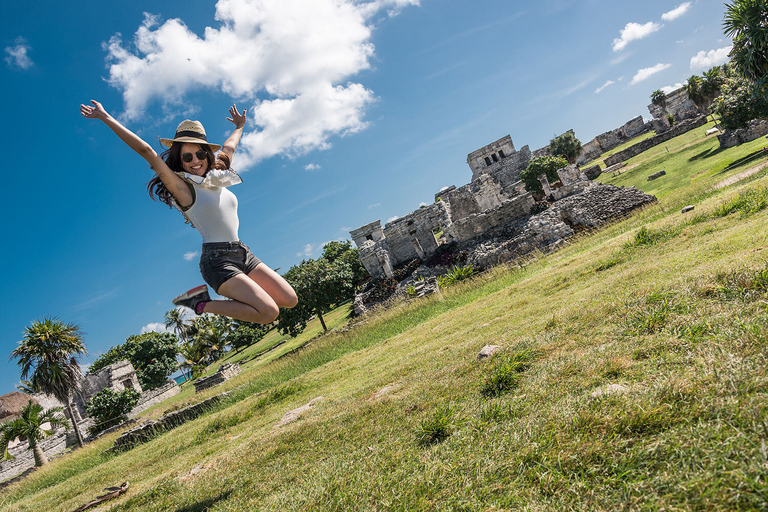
[317,310,328,331]
[30,441,48,466]
[66,400,85,447]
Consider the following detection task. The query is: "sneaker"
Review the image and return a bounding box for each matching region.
[172,285,210,314]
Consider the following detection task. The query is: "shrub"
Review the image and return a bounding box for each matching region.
[549,131,582,164]
[85,387,141,436]
[437,265,475,288]
[712,76,768,130]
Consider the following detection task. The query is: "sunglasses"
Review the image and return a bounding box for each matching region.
[181,150,209,163]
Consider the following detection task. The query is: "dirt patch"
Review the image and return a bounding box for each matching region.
[714,161,768,189]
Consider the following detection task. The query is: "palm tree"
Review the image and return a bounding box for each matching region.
[15,380,39,395]
[723,0,768,84]
[163,308,189,342]
[11,318,87,447]
[0,401,70,467]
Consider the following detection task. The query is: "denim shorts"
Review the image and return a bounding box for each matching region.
[199,241,262,293]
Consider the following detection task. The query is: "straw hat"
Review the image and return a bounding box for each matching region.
[159,120,221,151]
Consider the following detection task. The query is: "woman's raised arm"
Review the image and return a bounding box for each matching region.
[80,100,192,205]
[219,104,247,162]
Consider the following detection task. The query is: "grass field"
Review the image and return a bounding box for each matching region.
[2,122,768,511]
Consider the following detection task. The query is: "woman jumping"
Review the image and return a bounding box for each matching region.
[80,100,298,323]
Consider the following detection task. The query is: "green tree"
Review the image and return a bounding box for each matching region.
[277,258,354,337]
[88,332,178,391]
[85,388,141,436]
[712,75,768,130]
[11,318,87,447]
[723,0,768,86]
[0,401,70,467]
[548,132,582,164]
[520,155,569,193]
[322,240,369,287]
[228,323,270,353]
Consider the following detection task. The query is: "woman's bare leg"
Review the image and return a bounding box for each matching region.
[247,264,298,308]
[204,274,280,323]
[200,264,297,323]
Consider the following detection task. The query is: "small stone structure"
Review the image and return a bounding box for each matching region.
[717,118,768,148]
[413,277,439,298]
[647,170,666,181]
[72,360,143,421]
[193,363,242,393]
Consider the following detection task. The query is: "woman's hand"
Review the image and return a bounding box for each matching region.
[226,104,247,129]
[80,100,108,120]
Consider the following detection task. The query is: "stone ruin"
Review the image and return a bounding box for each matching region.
[193,362,242,393]
[351,130,658,314]
[577,116,651,165]
[0,360,180,483]
[646,86,701,133]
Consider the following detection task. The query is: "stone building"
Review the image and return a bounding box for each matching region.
[647,86,700,132]
[351,128,656,285]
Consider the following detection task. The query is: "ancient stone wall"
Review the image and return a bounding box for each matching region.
[577,116,651,165]
[435,174,511,222]
[130,380,181,417]
[0,426,72,483]
[717,118,768,148]
[350,220,384,247]
[604,116,708,167]
[449,194,535,243]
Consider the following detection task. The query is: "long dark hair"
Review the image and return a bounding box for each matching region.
[146,142,217,207]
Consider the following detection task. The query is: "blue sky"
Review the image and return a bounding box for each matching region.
[0,0,731,395]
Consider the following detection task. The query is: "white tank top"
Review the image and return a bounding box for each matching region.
[172,170,243,243]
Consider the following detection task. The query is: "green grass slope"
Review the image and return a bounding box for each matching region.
[2,123,768,511]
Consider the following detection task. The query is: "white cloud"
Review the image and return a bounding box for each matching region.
[140,322,172,334]
[612,21,661,52]
[662,3,691,21]
[439,186,450,192]
[594,80,615,94]
[105,0,418,169]
[297,243,317,258]
[4,37,33,69]
[660,82,685,94]
[304,163,321,171]
[690,46,732,71]
[183,251,199,261]
[419,202,427,207]
[387,215,399,223]
[629,63,671,85]
[367,202,381,209]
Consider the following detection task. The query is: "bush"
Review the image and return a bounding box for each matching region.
[85,387,141,436]
[520,155,569,193]
[712,76,768,130]
[437,265,475,288]
[549,132,582,164]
